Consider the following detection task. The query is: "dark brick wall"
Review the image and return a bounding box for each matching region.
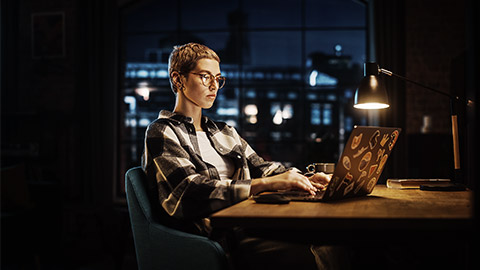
[405,0,466,134]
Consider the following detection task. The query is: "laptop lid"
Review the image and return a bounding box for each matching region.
[321,126,401,201]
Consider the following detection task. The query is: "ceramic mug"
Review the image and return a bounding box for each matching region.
[306,163,335,174]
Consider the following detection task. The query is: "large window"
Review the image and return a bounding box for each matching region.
[118,0,367,196]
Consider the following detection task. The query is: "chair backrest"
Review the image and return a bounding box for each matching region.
[125,166,228,270]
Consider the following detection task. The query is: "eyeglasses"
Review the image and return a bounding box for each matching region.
[189,72,226,89]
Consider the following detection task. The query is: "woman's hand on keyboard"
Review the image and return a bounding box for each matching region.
[250,170,317,195]
[309,172,332,191]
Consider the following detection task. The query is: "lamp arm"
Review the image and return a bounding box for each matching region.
[378,68,474,107]
[379,67,466,182]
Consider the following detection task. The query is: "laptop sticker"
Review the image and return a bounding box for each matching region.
[344,180,355,196]
[377,154,388,175]
[353,146,368,158]
[389,130,399,151]
[354,171,368,194]
[376,148,385,162]
[336,172,353,192]
[358,151,372,171]
[351,133,363,149]
[380,134,389,147]
[366,177,377,193]
[342,156,351,170]
[368,164,378,177]
[369,130,381,149]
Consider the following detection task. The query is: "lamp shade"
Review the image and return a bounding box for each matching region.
[354,62,390,109]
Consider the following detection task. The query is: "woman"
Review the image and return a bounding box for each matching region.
[142,43,334,269]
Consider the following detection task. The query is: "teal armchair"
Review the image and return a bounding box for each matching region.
[125,167,228,270]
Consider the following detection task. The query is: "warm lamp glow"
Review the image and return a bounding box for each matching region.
[353,102,390,110]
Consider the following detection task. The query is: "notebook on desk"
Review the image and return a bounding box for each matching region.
[280,126,401,202]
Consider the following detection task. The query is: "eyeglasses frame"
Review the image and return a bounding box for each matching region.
[188,72,226,89]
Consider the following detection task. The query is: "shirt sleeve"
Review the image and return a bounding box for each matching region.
[142,121,251,221]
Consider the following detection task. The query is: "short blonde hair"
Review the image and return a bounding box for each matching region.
[168,43,220,93]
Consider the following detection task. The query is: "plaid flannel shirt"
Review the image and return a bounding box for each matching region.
[142,110,287,235]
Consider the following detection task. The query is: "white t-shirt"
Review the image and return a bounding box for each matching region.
[197,131,235,180]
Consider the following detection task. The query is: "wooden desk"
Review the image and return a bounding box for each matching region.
[210,186,473,244]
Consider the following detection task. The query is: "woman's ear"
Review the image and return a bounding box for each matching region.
[171,71,184,92]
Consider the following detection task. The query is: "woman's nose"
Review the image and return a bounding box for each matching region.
[208,80,218,90]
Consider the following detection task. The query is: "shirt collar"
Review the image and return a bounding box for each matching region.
[159,110,193,124]
[159,110,215,128]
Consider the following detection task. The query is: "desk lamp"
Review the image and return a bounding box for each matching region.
[354,62,474,182]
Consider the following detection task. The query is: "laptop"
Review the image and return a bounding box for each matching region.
[279,126,401,202]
